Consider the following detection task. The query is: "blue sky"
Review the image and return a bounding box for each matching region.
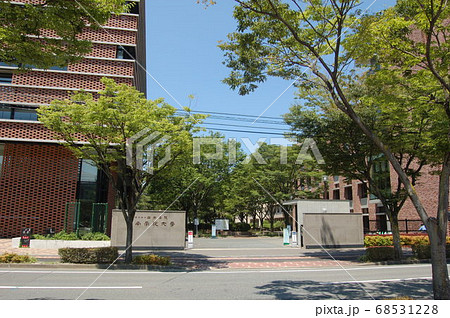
[145,0,396,146]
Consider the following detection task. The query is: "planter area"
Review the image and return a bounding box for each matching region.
[11,237,111,249]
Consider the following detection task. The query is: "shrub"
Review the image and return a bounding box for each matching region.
[132,254,171,266]
[58,247,118,264]
[81,232,110,241]
[53,231,80,240]
[32,231,110,241]
[364,236,393,247]
[231,222,251,232]
[361,247,395,262]
[364,235,431,247]
[411,243,450,259]
[0,253,36,263]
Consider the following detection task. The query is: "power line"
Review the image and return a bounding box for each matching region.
[200,126,297,137]
[178,109,285,120]
[201,122,288,132]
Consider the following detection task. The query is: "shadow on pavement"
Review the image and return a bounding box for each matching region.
[301,249,365,263]
[255,279,433,300]
[107,251,230,271]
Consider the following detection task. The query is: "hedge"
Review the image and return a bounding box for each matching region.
[364,235,449,247]
[58,247,118,264]
[361,247,395,262]
[0,253,36,263]
[132,254,171,266]
[411,244,450,259]
[33,231,110,241]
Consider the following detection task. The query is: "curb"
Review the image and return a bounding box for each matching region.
[0,262,197,271]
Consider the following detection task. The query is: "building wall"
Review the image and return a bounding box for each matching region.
[327,163,450,235]
[0,1,145,237]
[0,143,79,237]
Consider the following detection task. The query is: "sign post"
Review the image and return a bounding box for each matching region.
[291,231,298,246]
[194,218,199,237]
[211,225,217,238]
[187,230,194,248]
[283,228,289,245]
[20,228,32,248]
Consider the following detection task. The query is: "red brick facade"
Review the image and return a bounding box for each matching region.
[12,71,133,91]
[0,1,145,237]
[0,143,79,238]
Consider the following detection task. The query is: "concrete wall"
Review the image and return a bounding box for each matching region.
[303,213,364,248]
[110,210,186,249]
[284,199,351,227]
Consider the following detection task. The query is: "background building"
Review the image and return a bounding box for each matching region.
[325,164,448,235]
[0,0,146,238]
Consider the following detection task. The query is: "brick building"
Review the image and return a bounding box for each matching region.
[0,0,146,238]
[326,163,448,235]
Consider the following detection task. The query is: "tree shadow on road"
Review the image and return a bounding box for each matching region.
[255,279,433,300]
[103,251,230,271]
[301,249,365,263]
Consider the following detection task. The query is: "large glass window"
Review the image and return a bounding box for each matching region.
[13,108,38,121]
[0,104,38,121]
[76,159,109,228]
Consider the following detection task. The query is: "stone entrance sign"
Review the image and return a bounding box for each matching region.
[111,210,186,249]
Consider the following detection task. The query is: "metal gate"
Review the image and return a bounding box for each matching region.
[64,202,81,235]
[91,203,108,233]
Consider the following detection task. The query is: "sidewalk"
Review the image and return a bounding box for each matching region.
[0,239,59,260]
[0,237,366,269]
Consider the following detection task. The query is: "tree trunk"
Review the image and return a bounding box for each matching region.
[124,218,133,263]
[390,214,403,260]
[428,226,450,299]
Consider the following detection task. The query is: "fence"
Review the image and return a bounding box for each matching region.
[364,219,424,234]
[64,202,108,234]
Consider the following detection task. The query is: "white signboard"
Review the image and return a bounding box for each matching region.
[215,219,229,230]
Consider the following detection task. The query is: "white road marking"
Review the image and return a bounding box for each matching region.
[0,286,142,289]
[321,277,432,285]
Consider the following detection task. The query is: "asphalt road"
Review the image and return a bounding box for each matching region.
[0,264,443,300]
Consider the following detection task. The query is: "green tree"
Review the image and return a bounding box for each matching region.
[224,142,322,231]
[38,78,204,263]
[0,0,128,69]
[141,133,242,232]
[285,76,431,260]
[349,0,450,298]
[220,0,449,298]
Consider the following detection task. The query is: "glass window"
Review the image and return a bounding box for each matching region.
[13,108,38,121]
[332,189,340,200]
[0,73,12,84]
[126,1,140,14]
[358,183,368,198]
[0,106,12,119]
[344,186,353,200]
[0,61,18,67]
[116,45,136,60]
[48,65,68,71]
[80,159,98,183]
[0,144,4,177]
